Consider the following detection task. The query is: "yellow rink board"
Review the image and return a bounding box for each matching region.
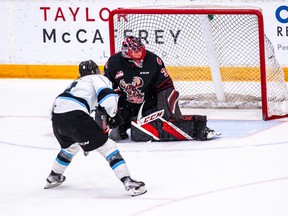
[0,64,287,82]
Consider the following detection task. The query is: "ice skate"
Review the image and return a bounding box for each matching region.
[121,176,147,197]
[44,171,66,189]
[205,127,221,140]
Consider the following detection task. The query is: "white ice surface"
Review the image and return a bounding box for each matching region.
[0,79,288,216]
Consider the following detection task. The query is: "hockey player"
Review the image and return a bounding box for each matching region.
[44,60,146,197]
[104,36,218,141]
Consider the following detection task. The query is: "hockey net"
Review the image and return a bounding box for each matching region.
[108,6,288,120]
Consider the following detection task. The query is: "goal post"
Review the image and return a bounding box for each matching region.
[108,6,288,120]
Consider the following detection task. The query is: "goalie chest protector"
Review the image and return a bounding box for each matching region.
[131,115,199,142]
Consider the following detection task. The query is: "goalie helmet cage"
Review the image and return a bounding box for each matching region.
[108,6,288,120]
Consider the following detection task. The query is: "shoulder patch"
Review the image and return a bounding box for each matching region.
[115,70,124,79]
[156,57,162,65]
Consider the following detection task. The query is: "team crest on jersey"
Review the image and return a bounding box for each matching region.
[115,70,124,79]
[156,57,162,65]
[119,77,144,104]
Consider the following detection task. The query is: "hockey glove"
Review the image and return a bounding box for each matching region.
[107,113,123,128]
[94,106,110,134]
[95,105,107,115]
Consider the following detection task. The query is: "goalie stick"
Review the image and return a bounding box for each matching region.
[136,101,164,125]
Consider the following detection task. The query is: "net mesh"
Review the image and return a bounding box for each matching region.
[111,7,288,118]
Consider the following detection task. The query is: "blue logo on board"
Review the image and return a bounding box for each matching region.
[275,5,288,23]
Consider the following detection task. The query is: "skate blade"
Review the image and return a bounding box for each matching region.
[44,181,63,189]
[129,186,147,197]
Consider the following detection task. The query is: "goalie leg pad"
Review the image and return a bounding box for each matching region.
[157,88,182,119]
[131,115,200,141]
[192,115,207,141]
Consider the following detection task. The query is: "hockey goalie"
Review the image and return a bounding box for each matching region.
[100,36,220,142]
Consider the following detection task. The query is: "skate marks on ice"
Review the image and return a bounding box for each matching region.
[1,79,288,216]
[1,116,288,216]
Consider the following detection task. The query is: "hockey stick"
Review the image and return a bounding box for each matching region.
[136,100,193,140]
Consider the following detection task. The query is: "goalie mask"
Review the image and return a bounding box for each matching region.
[79,60,100,77]
[121,36,146,68]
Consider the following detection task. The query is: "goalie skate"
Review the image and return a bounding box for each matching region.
[205,127,221,140]
[121,176,147,197]
[44,172,66,189]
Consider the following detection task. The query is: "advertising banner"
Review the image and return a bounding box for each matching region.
[0,0,287,78]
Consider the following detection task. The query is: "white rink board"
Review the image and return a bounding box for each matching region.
[0,0,287,67]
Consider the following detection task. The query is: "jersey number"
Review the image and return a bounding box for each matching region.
[65,81,78,93]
